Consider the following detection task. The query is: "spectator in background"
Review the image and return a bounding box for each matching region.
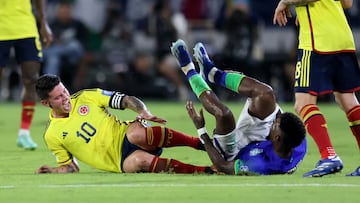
[181,0,208,29]
[145,0,190,101]
[42,0,88,92]
[216,0,263,79]
[125,0,155,30]
[99,0,135,90]
[72,0,107,34]
[125,52,172,99]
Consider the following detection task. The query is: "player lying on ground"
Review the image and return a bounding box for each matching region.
[171,39,307,175]
[34,74,213,174]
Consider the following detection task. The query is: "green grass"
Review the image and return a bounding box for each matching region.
[1,101,360,203]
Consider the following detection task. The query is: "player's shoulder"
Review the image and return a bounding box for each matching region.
[71,88,101,99]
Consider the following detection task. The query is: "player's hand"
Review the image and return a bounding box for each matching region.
[186,101,205,129]
[136,111,167,124]
[35,165,53,174]
[40,23,53,48]
[273,1,291,26]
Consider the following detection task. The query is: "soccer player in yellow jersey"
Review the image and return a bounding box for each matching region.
[34,74,212,174]
[0,0,53,150]
[273,0,360,177]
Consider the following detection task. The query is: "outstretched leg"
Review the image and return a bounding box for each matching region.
[122,150,213,174]
[171,39,235,135]
[193,42,278,120]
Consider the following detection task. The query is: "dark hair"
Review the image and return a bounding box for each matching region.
[35,74,61,100]
[279,112,306,149]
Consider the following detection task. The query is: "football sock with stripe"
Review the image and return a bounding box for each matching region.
[20,101,35,130]
[347,105,360,149]
[207,67,244,93]
[149,156,213,174]
[181,62,211,98]
[145,126,202,150]
[300,104,336,159]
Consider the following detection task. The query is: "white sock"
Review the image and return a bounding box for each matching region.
[181,63,195,75]
[18,129,29,136]
[208,67,218,83]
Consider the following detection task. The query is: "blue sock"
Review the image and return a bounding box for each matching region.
[186,69,198,80]
[213,69,227,87]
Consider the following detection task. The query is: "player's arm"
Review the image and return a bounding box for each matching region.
[117,93,166,124]
[273,0,318,26]
[200,133,236,174]
[39,131,79,174]
[186,101,235,174]
[33,0,53,47]
[35,161,79,174]
[201,132,260,175]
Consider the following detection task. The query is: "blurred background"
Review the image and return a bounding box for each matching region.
[1,0,360,103]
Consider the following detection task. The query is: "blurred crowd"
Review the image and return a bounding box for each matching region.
[1,0,360,102]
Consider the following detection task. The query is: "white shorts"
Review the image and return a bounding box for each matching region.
[213,98,281,161]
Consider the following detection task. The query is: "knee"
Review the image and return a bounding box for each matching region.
[126,123,146,145]
[21,69,39,87]
[22,76,37,87]
[134,156,151,171]
[123,151,152,173]
[257,84,275,98]
[294,103,303,115]
[256,86,276,104]
[214,106,233,120]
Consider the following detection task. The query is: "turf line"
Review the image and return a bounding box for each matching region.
[1,183,360,189]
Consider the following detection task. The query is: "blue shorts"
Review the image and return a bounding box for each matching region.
[294,49,360,95]
[120,135,163,171]
[0,37,42,66]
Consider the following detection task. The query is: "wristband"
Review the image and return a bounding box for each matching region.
[197,127,207,136]
[197,127,207,144]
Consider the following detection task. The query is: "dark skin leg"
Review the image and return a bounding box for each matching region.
[197,75,276,135]
[20,61,40,101]
[186,74,278,174]
[198,90,235,135]
[235,76,276,119]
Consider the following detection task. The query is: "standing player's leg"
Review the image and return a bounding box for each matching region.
[15,38,42,150]
[17,61,39,150]
[296,93,343,177]
[294,50,343,177]
[332,52,360,176]
[336,92,360,176]
[170,39,235,135]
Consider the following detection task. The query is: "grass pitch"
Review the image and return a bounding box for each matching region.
[1,101,359,203]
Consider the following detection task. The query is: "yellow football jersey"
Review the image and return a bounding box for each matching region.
[0,0,39,40]
[295,0,355,52]
[44,89,132,173]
